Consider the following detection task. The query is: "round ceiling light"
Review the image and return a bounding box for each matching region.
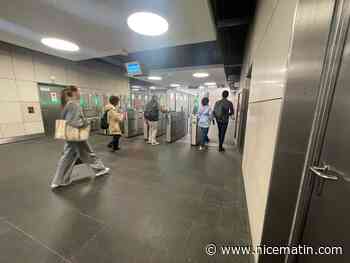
[41,38,79,52]
[127,12,169,36]
[204,82,216,86]
[193,72,209,78]
[170,84,180,87]
[148,76,162,80]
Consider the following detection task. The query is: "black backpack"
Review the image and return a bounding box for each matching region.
[214,101,223,120]
[100,110,110,129]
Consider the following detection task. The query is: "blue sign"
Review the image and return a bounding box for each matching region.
[126,62,142,75]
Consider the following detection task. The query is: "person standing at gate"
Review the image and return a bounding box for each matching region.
[198,97,213,150]
[51,86,110,189]
[105,96,123,152]
[213,90,234,152]
[144,95,160,145]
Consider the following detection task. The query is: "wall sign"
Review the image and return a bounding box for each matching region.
[27,106,35,114]
[50,92,58,103]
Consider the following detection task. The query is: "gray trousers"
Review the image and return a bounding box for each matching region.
[51,141,106,186]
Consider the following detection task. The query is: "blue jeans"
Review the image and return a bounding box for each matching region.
[199,127,209,147]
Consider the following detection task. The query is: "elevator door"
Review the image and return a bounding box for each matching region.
[299,22,350,263]
[38,84,64,136]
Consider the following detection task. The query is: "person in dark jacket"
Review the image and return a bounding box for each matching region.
[144,95,160,145]
[213,90,234,152]
[51,86,110,189]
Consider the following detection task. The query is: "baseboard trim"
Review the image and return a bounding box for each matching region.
[0,133,45,145]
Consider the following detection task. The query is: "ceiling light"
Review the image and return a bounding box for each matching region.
[170,84,180,87]
[150,86,156,90]
[41,38,79,52]
[193,72,209,78]
[204,82,216,86]
[148,76,162,80]
[127,12,169,36]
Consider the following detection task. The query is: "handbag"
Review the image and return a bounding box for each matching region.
[55,119,90,141]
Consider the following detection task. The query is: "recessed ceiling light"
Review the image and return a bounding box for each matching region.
[193,72,209,78]
[170,84,180,87]
[204,82,216,86]
[127,12,169,36]
[148,76,162,80]
[41,38,79,52]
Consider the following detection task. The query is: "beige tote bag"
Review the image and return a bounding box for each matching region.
[55,120,90,141]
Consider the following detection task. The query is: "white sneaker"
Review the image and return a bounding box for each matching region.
[50,184,59,189]
[96,167,110,177]
[152,142,160,146]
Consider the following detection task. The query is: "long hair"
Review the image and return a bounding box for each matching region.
[61,86,78,108]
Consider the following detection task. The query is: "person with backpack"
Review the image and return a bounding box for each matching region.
[213,90,234,152]
[103,96,123,152]
[144,95,160,145]
[197,97,213,150]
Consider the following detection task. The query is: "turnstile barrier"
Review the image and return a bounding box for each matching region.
[166,111,188,143]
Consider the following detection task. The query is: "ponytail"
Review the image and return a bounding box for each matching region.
[61,86,78,108]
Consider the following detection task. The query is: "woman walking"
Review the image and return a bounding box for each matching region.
[105,96,123,152]
[51,86,110,189]
[198,97,213,151]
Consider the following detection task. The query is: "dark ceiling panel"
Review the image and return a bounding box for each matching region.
[209,0,257,80]
[100,41,223,71]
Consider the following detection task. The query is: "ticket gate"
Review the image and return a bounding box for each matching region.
[166,111,188,143]
[190,114,200,146]
[124,109,144,138]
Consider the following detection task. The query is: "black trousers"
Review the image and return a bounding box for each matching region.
[110,135,121,150]
[217,121,228,149]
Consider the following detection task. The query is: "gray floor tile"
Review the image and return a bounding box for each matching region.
[0,135,251,263]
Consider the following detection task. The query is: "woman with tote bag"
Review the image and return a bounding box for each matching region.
[51,86,110,189]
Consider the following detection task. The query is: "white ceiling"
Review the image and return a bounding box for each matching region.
[0,0,216,61]
[134,65,227,88]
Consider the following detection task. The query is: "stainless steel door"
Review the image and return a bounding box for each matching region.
[38,84,64,136]
[300,12,350,262]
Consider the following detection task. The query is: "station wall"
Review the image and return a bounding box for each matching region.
[239,0,298,259]
[0,42,128,141]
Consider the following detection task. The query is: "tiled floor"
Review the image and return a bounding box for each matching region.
[0,135,251,263]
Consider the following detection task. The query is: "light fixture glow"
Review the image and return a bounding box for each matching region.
[148,76,162,80]
[41,38,79,52]
[193,72,209,78]
[150,86,156,90]
[170,83,180,87]
[204,82,216,86]
[127,12,169,36]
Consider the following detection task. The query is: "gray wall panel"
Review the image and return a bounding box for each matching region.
[259,0,335,262]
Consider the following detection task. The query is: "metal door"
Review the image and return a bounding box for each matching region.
[38,84,64,136]
[300,6,350,262]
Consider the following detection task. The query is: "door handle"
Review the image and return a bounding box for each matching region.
[310,165,339,181]
[310,164,342,196]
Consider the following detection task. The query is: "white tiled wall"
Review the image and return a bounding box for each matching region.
[242,99,283,251]
[12,49,35,81]
[240,0,299,260]
[16,80,39,102]
[0,102,23,123]
[0,79,18,101]
[0,42,129,140]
